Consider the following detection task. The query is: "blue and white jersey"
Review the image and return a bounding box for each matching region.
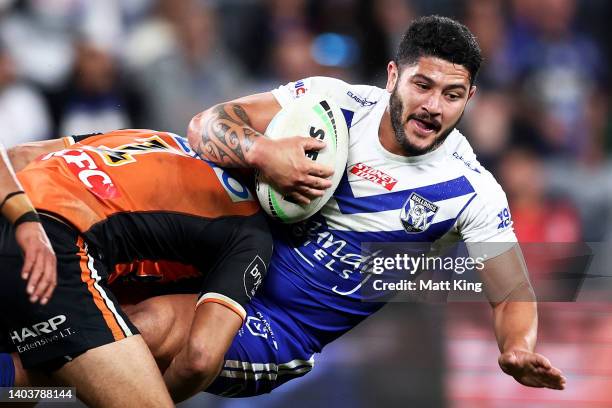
[258,77,517,353]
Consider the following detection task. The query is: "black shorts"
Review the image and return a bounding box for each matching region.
[0,216,137,370]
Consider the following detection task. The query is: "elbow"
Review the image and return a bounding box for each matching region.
[187,110,210,154]
[491,279,536,309]
[508,279,536,303]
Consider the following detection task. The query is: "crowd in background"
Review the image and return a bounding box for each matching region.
[1,1,611,407]
[1,0,611,241]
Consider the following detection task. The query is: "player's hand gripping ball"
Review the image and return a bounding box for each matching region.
[256,94,349,223]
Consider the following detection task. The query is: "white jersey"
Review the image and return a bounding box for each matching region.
[261,77,517,351]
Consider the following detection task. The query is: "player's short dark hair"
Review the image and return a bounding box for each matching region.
[395,15,483,85]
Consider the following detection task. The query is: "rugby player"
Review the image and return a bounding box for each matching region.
[0,129,272,405]
[4,15,567,402]
[175,15,564,396]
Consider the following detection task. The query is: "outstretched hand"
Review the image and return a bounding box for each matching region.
[499,349,566,390]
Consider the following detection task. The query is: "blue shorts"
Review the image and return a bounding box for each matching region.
[206,297,315,397]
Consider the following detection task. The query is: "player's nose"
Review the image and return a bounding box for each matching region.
[422,93,442,116]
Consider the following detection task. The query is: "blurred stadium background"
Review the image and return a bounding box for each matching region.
[2,0,611,407]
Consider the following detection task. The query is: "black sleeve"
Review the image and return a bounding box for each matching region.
[70,132,104,143]
[196,212,273,317]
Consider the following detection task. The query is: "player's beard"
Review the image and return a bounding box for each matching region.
[389,87,462,156]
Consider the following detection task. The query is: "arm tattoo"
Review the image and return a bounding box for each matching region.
[197,103,260,167]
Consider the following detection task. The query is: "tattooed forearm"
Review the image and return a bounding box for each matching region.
[196,103,261,167]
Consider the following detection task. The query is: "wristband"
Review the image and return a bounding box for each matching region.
[0,191,38,224]
[0,191,25,211]
[13,211,41,227]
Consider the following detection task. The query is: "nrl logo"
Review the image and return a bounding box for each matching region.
[400,192,439,233]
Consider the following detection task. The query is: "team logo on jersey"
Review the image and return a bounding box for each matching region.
[350,163,398,191]
[94,135,176,166]
[400,193,439,233]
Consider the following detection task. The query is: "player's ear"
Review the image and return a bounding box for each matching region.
[386,61,399,92]
[467,85,477,101]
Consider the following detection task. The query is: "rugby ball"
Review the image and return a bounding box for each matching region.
[256,93,349,223]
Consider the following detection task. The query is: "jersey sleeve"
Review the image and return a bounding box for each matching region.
[196,212,273,322]
[271,76,351,107]
[457,176,517,259]
[62,132,104,147]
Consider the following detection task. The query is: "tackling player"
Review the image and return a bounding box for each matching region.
[0,129,272,405]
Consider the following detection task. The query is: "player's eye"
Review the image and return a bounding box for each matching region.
[446,93,462,101]
[414,82,429,90]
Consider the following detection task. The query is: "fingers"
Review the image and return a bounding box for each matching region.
[294,185,326,201]
[536,368,566,390]
[540,365,566,390]
[25,250,46,303]
[499,351,568,391]
[529,354,566,390]
[14,223,58,305]
[506,353,566,390]
[22,247,55,304]
[301,138,327,152]
[532,353,552,370]
[38,254,57,305]
[286,192,311,206]
[259,173,316,205]
[302,175,333,190]
[259,137,336,200]
[21,245,35,280]
[308,163,334,179]
[27,251,57,305]
[23,247,45,302]
[301,139,334,178]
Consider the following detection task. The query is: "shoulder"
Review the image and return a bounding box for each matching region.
[271,76,386,110]
[440,131,515,243]
[441,130,502,194]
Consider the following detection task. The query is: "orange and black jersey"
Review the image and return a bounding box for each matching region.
[1,129,271,368]
[17,129,272,310]
[19,129,259,233]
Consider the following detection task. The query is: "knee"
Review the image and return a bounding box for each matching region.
[180,342,224,384]
[126,299,175,356]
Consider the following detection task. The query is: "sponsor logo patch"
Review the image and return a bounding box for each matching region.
[245,312,278,350]
[294,80,308,97]
[350,162,398,191]
[43,149,119,199]
[243,255,266,299]
[209,163,254,203]
[497,207,512,230]
[452,152,481,173]
[347,91,377,107]
[10,315,76,353]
